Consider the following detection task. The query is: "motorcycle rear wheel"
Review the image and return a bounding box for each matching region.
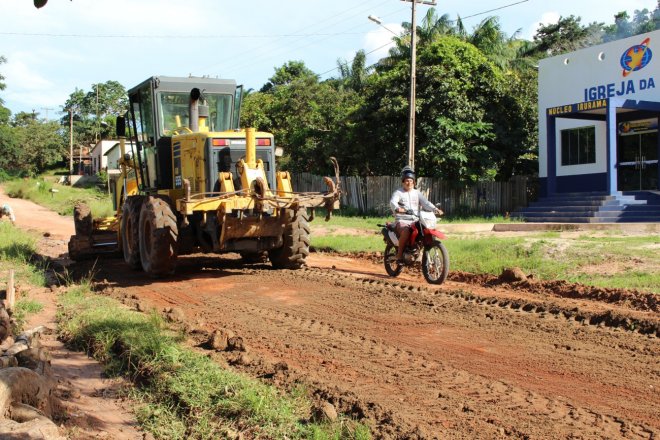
[384,244,403,277]
[422,242,449,284]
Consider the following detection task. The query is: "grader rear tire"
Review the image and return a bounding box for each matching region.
[121,196,144,270]
[138,196,178,278]
[269,208,310,269]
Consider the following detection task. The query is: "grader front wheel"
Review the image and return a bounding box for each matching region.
[269,208,310,269]
[138,196,178,278]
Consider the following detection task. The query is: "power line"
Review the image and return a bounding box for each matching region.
[0,31,368,39]
[0,0,531,40]
[317,41,396,78]
[460,0,529,21]
[318,0,532,80]
[201,0,399,80]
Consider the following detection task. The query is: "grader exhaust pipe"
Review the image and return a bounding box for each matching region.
[189,88,210,133]
[189,88,200,132]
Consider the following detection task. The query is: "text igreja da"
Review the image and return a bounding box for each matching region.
[584,77,655,101]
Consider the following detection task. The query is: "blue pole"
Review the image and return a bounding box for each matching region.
[605,99,618,195]
[546,115,557,196]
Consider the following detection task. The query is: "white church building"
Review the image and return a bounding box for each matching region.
[524,30,660,222]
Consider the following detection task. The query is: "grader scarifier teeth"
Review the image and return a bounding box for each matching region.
[67,203,120,261]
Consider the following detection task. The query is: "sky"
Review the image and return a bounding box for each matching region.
[0,0,656,119]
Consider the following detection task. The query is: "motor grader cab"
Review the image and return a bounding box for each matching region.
[68,75,340,277]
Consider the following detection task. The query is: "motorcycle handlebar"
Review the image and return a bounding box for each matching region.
[398,208,443,217]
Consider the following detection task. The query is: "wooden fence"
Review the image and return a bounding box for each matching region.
[290,173,536,217]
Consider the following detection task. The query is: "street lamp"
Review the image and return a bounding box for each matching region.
[367,15,399,36]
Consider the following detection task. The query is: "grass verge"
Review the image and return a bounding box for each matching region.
[311,218,660,294]
[0,222,46,332]
[57,285,370,440]
[322,211,516,228]
[3,178,114,217]
[0,222,46,288]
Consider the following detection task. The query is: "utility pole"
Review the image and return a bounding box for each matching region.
[69,108,73,175]
[401,0,436,171]
[40,107,54,120]
[95,83,100,142]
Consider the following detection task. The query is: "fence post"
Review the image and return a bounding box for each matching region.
[7,269,15,311]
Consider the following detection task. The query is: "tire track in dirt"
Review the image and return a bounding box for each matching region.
[210,294,655,439]
[105,258,658,440]
[89,254,659,439]
[327,251,659,313]
[300,266,660,337]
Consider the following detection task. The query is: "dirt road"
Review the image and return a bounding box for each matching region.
[81,251,658,440]
[3,188,659,439]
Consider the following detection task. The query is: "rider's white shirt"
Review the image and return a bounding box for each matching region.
[389,188,435,223]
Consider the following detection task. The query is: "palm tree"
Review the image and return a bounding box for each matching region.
[336,50,370,92]
[418,9,456,42]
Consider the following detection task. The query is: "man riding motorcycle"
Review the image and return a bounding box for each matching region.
[389,167,443,263]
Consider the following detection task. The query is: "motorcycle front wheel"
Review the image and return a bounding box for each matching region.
[384,244,403,277]
[422,242,449,284]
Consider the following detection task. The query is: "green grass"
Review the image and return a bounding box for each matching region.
[322,211,516,228]
[58,286,371,440]
[444,236,572,279]
[11,298,45,333]
[3,178,114,217]
[555,235,660,291]
[0,222,46,332]
[0,222,46,287]
[311,217,660,294]
[313,234,383,253]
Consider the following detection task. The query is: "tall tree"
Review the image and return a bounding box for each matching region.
[60,80,128,148]
[256,61,363,174]
[350,12,537,181]
[466,17,525,70]
[603,3,660,41]
[260,61,317,93]
[0,56,6,103]
[0,55,10,125]
[418,9,456,42]
[336,50,369,92]
[241,91,275,133]
[0,112,66,175]
[528,16,603,57]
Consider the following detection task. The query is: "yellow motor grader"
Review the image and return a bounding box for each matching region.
[68,76,340,277]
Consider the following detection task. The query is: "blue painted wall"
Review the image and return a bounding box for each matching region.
[539,172,607,197]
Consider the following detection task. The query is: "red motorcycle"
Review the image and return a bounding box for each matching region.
[379,208,449,284]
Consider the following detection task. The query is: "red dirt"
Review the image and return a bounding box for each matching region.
[85,252,658,440]
[3,188,659,439]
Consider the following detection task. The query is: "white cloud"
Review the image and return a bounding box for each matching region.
[363,23,403,65]
[524,12,561,41]
[5,59,51,91]
[1,47,86,114]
